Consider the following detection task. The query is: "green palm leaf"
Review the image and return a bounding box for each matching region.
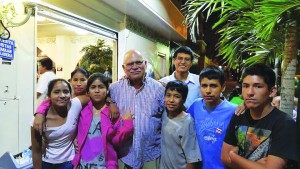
[255,0,300,40]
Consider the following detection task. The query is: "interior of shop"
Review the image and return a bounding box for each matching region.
[36,15,117,81]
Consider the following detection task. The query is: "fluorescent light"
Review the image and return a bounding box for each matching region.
[67,26,88,35]
[36,15,46,22]
[36,2,117,39]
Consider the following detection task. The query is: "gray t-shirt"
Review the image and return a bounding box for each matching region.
[160,111,202,169]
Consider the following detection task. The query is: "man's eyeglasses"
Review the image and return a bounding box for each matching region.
[124,60,145,68]
[176,57,192,62]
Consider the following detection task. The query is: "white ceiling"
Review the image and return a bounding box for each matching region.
[37,17,92,37]
[37,0,185,41]
[100,0,186,41]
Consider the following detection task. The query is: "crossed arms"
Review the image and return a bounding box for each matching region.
[221,142,287,169]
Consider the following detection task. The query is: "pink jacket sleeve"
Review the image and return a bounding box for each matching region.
[101,109,134,147]
[102,114,118,142]
[35,99,51,115]
[112,119,134,147]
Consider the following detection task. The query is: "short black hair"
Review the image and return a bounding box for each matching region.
[199,66,225,86]
[87,73,109,91]
[241,63,275,89]
[165,80,189,103]
[71,68,89,79]
[173,46,194,61]
[39,58,53,70]
[47,79,72,97]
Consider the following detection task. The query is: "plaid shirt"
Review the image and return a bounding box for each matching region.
[109,76,165,169]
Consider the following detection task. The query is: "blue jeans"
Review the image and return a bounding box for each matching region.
[42,161,73,169]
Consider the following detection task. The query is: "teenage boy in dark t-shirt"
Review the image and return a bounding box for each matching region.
[221,63,298,169]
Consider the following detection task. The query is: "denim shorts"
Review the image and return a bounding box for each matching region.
[42,161,73,169]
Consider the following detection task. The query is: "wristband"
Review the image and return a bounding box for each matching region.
[106,100,116,105]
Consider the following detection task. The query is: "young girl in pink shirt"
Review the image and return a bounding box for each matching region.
[73,73,133,168]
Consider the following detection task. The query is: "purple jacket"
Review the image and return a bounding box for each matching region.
[36,100,134,169]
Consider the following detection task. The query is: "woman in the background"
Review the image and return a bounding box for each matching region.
[70,68,89,97]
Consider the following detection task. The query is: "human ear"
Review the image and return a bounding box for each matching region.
[221,84,226,93]
[269,87,277,98]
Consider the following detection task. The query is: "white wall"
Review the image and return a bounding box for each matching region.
[15,17,36,154]
[118,29,170,79]
[0,15,35,154]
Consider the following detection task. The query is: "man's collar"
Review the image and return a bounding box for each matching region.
[172,71,196,84]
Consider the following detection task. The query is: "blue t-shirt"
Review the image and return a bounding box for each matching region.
[187,98,237,169]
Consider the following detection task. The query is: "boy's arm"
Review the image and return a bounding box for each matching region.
[221,142,239,167]
[181,118,202,168]
[222,142,287,169]
[228,151,287,169]
[186,162,202,169]
[186,163,195,169]
[31,127,42,169]
[235,102,246,115]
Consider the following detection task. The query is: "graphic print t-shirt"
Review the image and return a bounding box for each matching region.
[79,115,106,169]
[224,108,298,163]
[187,98,237,169]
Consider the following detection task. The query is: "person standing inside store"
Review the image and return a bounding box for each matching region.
[221,63,298,169]
[104,66,112,78]
[109,50,165,169]
[104,65,113,83]
[187,66,237,169]
[36,58,56,103]
[159,46,201,109]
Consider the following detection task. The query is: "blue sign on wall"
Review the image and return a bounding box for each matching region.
[0,39,15,60]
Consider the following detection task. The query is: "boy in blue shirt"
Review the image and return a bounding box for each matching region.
[187,66,237,169]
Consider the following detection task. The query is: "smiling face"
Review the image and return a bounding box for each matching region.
[164,88,184,114]
[173,52,193,73]
[200,77,225,107]
[242,75,275,110]
[122,50,147,83]
[50,81,71,108]
[71,71,88,96]
[88,79,108,103]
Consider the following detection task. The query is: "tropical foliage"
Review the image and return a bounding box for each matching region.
[79,39,112,75]
[184,0,300,115]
